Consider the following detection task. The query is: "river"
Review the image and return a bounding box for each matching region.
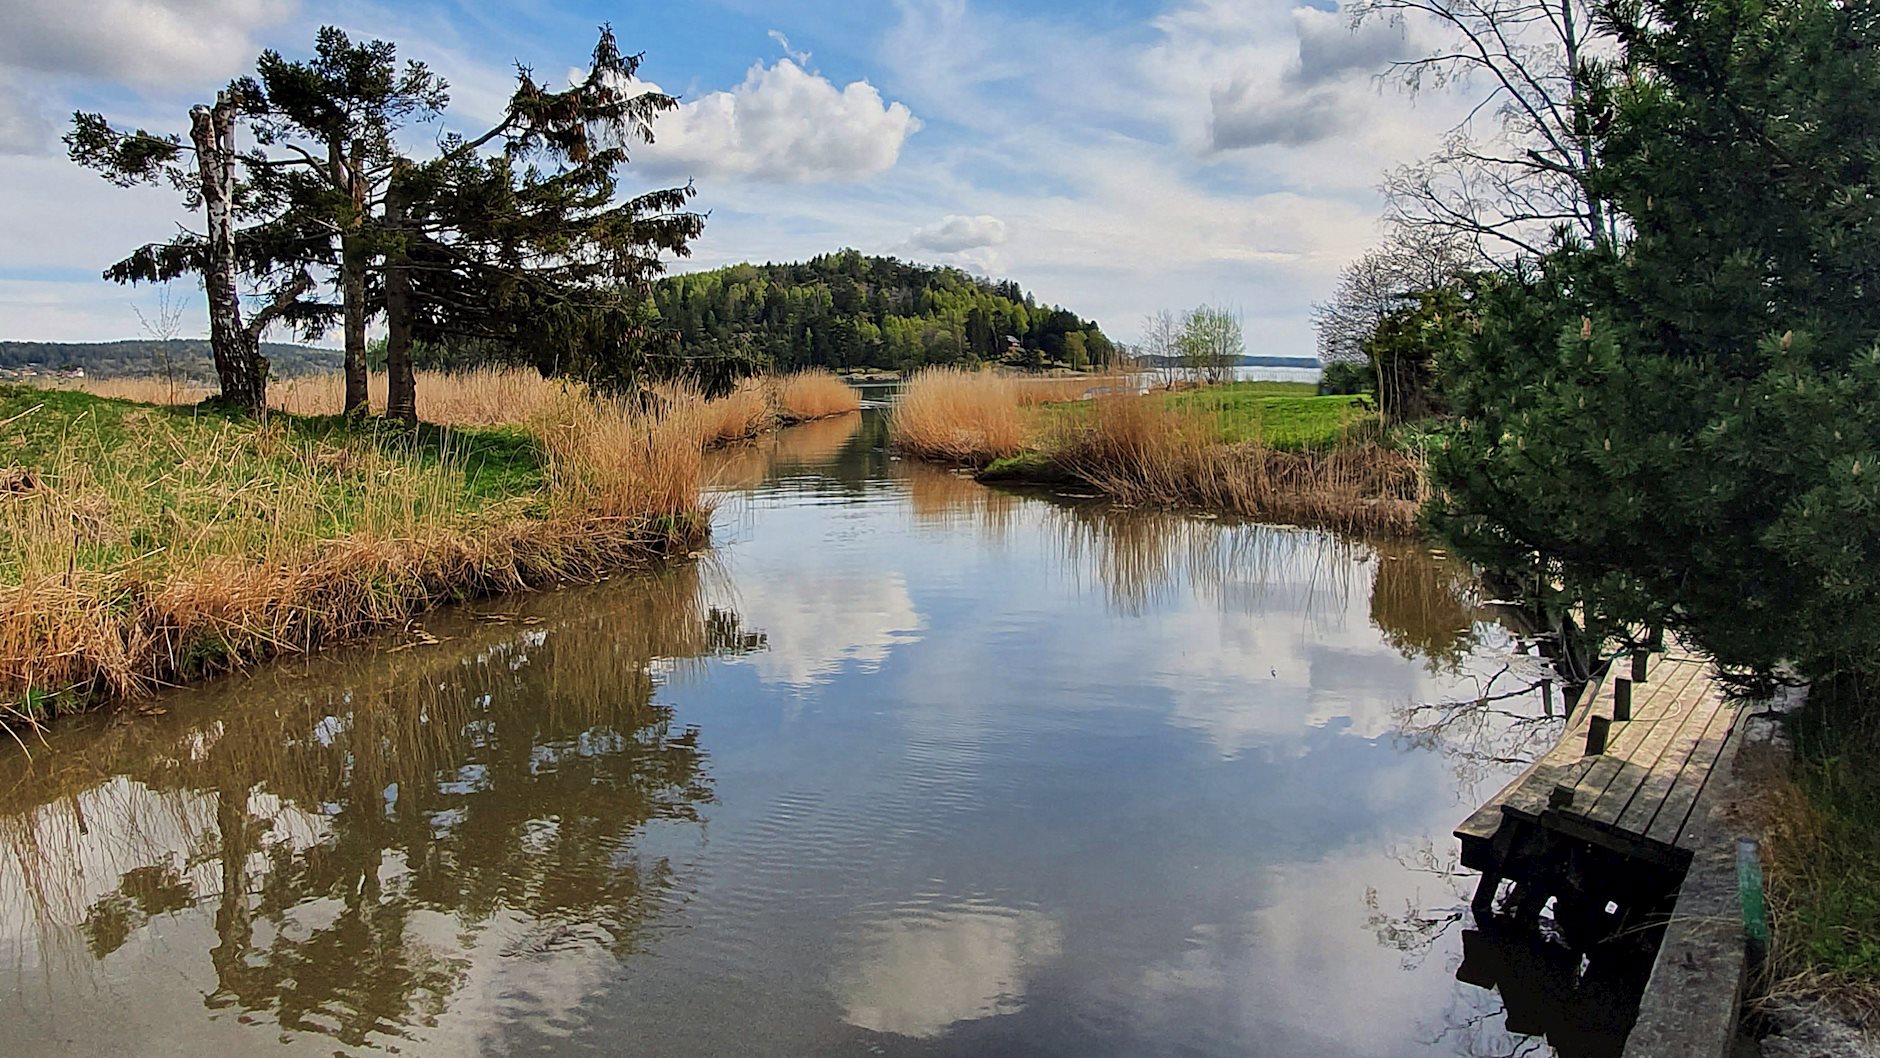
[0,410,1633,1057]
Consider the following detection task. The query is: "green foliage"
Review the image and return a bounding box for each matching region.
[1319,361,1372,396]
[1429,0,1880,681]
[1362,287,1470,422]
[651,250,1112,373]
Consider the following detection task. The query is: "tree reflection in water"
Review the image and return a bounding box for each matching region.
[0,562,759,1051]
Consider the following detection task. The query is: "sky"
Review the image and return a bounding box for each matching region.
[0,0,1474,353]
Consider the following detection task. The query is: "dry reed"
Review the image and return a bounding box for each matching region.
[772,369,861,422]
[1042,394,1426,536]
[888,368,1028,464]
[0,383,715,725]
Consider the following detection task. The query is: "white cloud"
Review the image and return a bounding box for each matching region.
[0,0,295,85]
[837,904,1062,1038]
[0,75,54,155]
[715,569,924,688]
[643,59,920,183]
[1204,4,1425,151]
[910,213,1007,253]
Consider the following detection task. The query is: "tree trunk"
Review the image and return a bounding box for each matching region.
[337,139,370,417]
[383,163,418,425]
[189,93,265,411]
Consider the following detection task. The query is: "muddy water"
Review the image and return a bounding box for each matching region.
[0,411,1620,1057]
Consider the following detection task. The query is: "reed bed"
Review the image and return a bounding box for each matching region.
[772,369,861,422]
[0,382,711,728]
[887,368,1028,464]
[1010,371,1139,406]
[1044,395,1425,535]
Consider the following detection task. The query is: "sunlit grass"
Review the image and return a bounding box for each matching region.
[0,379,712,724]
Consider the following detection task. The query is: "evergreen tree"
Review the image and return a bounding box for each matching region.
[247,27,448,415]
[1431,0,1880,681]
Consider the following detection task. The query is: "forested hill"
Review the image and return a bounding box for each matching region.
[0,340,342,381]
[655,250,1116,372]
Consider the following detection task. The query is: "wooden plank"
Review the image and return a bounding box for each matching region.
[1615,677,1735,843]
[1573,662,1708,826]
[1545,659,1696,824]
[1644,698,1742,850]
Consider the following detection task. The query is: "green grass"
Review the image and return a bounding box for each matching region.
[0,384,546,584]
[1776,673,1880,988]
[1034,381,1372,451]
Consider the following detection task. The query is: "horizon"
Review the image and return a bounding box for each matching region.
[0,0,1471,354]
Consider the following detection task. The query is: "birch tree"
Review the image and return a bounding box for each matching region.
[68,90,323,411]
[1351,0,1618,258]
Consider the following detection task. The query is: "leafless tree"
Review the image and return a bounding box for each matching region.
[1313,222,1473,368]
[1140,309,1180,388]
[1350,0,1618,259]
[132,283,191,403]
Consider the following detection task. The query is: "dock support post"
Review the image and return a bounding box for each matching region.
[1614,678,1633,722]
[1586,715,1611,756]
[1632,650,1649,682]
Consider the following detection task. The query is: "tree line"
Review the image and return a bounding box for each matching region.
[1317,0,1880,687]
[68,25,714,418]
[652,251,1117,373]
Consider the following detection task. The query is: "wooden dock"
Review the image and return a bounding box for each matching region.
[1455,646,1747,947]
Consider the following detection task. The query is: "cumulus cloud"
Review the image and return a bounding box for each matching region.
[1291,6,1417,87]
[910,214,1007,253]
[0,0,294,85]
[642,59,919,183]
[1210,81,1351,149]
[1205,3,1422,151]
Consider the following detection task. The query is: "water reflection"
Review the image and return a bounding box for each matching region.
[2,413,1600,1058]
[0,564,750,1054]
[837,903,1062,1038]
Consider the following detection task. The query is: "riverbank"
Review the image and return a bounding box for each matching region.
[0,373,772,729]
[888,368,1423,536]
[1756,676,1880,1036]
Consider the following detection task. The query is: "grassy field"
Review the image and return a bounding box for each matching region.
[889,371,1422,535]
[1048,381,1370,450]
[0,375,717,727]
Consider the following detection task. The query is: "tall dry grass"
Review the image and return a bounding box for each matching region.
[1010,371,1140,406]
[1043,394,1426,535]
[888,368,1028,464]
[772,369,861,422]
[270,368,578,425]
[0,383,714,727]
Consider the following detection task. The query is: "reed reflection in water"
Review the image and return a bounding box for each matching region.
[0,562,756,1055]
[0,410,1585,1058]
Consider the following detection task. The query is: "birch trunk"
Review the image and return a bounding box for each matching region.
[189,92,265,411]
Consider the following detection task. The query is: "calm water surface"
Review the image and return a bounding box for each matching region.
[0,411,1613,1057]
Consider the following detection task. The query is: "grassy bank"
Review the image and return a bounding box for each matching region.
[0,377,715,729]
[1760,675,1880,1024]
[889,369,1421,535]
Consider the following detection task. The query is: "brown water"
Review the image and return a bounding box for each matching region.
[0,411,1626,1057]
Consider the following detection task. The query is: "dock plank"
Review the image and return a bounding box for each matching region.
[1575,662,1708,827]
[1643,700,1742,850]
[1612,674,1734,844]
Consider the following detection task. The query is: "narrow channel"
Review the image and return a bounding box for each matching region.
[0,410,1633,1057]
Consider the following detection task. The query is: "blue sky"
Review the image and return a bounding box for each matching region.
[0,0,1469,351]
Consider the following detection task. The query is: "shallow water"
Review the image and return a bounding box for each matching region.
[0,411,1625,1056]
